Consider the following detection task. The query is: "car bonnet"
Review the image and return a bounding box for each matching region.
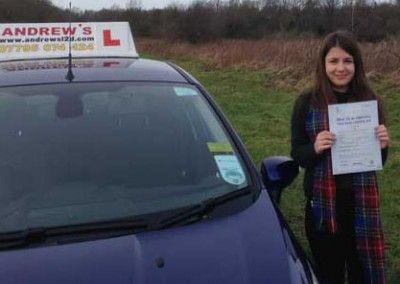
[0,191,299,284]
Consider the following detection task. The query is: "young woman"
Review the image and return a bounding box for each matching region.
[291,31,389,284]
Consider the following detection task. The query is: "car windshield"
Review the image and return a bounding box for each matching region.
[0,82,249,233]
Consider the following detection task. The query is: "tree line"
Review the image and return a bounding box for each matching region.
[1,0,400,42]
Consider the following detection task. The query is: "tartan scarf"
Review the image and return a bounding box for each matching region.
[306,105,386,284]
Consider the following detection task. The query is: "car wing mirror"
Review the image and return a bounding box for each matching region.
[260,156,299,204]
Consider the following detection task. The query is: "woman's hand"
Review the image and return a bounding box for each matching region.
[375,125,390,149]
[314,130,336,154]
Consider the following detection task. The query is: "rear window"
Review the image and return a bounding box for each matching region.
[0,82,249,232]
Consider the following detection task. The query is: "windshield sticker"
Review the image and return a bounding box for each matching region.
[214,155,246,185]
[173,87,198,97]
[207,142,233,154]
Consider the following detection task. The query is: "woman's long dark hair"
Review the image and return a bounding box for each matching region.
[312,30,385,123]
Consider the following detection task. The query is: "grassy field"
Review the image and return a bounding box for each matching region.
[138,38,400,86]
[140,42,400,282]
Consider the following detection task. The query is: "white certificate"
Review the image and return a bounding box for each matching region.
[328,100,382,175]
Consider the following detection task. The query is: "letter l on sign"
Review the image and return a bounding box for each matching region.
[103,30,121,46]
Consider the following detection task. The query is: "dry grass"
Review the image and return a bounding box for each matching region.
[136,37,400,91]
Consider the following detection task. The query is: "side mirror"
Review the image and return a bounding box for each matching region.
[260,156,299,204]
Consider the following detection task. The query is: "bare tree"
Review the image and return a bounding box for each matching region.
[126,0,142,10]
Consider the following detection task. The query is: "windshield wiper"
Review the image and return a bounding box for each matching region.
[0,227,48,250]
[156,186,254,229]
[0,188,255,250]
[0,218,149,250]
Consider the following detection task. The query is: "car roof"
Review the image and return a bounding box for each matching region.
[0,57,188,87]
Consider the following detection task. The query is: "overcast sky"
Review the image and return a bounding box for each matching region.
[51,0,193,10]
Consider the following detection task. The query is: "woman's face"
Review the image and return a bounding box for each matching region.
[325,46,355,92]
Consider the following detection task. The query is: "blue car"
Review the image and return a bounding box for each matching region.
[0,22,317,284]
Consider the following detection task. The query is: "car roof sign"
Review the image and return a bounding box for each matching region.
[0,22,138,62]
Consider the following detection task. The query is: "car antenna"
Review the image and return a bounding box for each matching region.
[65,0,75,82]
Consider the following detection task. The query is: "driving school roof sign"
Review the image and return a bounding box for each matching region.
[0,22,138,61]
